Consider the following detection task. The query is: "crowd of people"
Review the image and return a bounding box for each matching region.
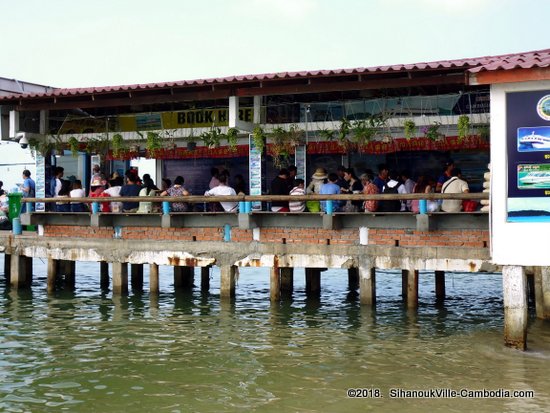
[2,160,474,217]
[269,160,473,213]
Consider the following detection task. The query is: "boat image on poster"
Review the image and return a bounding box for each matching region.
[517,127,550,151]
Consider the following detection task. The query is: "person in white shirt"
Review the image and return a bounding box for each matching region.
[204,174,237,212]
[289,179,306,212]
[441,168,469,212]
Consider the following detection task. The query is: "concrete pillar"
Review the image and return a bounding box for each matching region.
[62,260,76,290]
[3,253,10,282]
[201,266,210,291]
[47,257,59,293]
[100,261,109,290]
[401,269,408,301]
[534,266,550,319]
[10,255,32,289]
[174,266,194,291]
[503,265,528,350]
[112,262,128,295]
[280,267,294,295]
[149,263,159,294]
[305,268,321,297]
[220,265,237,299]
[404,269,419,309]
[359,264,376,307]
[348,267,359,291]
[131,264,144,292]
[270,267,281,301]
[435,270,445,302]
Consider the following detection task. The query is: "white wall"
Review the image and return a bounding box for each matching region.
[491,80,550,265]
[0,141,36,192]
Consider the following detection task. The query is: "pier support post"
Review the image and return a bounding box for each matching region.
[112,262,128,295]
[47,257,59,293]
[62,260,76,290]
[149,264,159,294]
[4,254,10,282]
[270,267,281,302]
[201,266,210,292]
[503,265,528,350]
[131,264,144,292]
[100,262,109,290]
[220,265,236,299]
[348,267,359,290]
[358,262,376,307]
[280,267,294,296]
[404,268,419,309]
[534,266,550,319]
[305,268,321,298]
[174,266,194,291]
[401,269,408,301]
[435,270,445,302]
[10,255,32,289]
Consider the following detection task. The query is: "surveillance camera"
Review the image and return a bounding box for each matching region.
[17,133,29,149]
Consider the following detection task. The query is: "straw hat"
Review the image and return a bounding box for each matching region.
[311,168,328,180]
[90,176,104,187]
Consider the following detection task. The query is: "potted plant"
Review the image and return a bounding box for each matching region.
[111,133,126,158]
[201,126,222,149]
[422,122,444,141]
[226,127,239,152]
[403,120,417,140]
[146,131,163,157]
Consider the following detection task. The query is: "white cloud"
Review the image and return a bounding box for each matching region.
[241,0,318,19]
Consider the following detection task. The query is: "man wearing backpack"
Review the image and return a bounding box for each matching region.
[378,171,408,212]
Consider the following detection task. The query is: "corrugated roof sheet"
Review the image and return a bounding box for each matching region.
[1,48,549,101]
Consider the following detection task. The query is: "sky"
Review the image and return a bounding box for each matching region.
[0,0,548,88]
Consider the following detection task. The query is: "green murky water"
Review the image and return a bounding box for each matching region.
[1,258,549,412]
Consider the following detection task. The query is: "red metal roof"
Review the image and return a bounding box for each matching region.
[1,48,548,102]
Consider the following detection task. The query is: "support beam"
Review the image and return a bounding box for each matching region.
[280,267,294,296]
[305,268,321,297]
[359,265,376,307]
[100,261,109,290]
[10,255,32,289]
[149,263,159,294]
[62,260,76,290]
[131,264,144,292]
[201,266,210,292]
[435,270,445,302]
[47,257,59,293]
[401,269,408,301]
[220,265,237,299]
[404,269,419,309]
[503,265,528,350]
[112,262,128,295]
[4,253,10,282]
[174,266,194,291]
[534,266,550,320]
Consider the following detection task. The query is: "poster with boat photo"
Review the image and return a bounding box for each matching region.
[517,126,550,152]
[507,91,550,222]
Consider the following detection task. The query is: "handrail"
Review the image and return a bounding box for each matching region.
[22,192,488,204]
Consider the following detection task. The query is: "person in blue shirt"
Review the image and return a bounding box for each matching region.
[20,169,36,213]
[320,173,342,212]
[373,163,389,193]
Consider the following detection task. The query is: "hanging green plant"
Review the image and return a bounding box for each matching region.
[338,118,351,143]
[457,115,470,141]
[351,119,377,145]
[422,122,444,141]
[252,125,265,153]
[68,136,80,157]
[476,123,490,142]
[146,131,163,157]
[403,120,417,140]
[201,126,222,149]
[318,128,335,141]
[226,127,239,152]
[111,133,125,158]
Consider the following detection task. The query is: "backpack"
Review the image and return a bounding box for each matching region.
[378,182,401,212]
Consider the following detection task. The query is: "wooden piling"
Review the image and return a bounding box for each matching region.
[270,267,281,301]
[359,265,376,307]
[280,267,294,296]
[348,267,359,290]
[201,266,210,291]
[149,263,159,294]
[305,268,321,297]
[112,262,128,295]
[404,269,419,309]
[174,266,194,291]
[435,270,445,302]
[503,265,528,350]
[62,260,76,290]
[47,257,59,293]
[10,255,32,289]
[534,266,550,320]
[220,265,236,299]
[3,253,10,282]
[131,264,144,292]
[401,269,408,301]
[100,261,109,290]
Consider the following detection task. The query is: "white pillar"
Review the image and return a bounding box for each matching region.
[503,265,528,350]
